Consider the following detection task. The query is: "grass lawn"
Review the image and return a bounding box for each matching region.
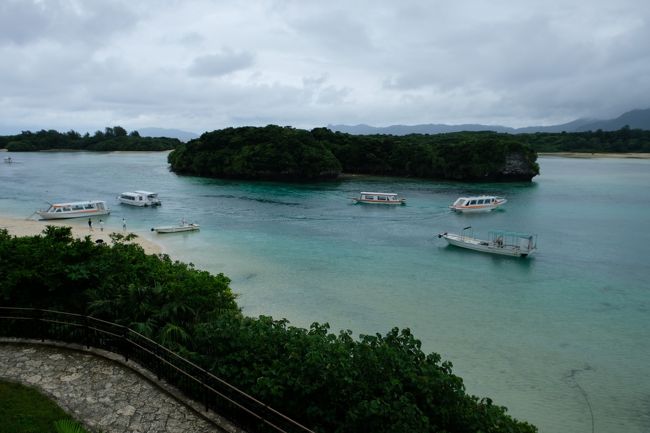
[0,380,90,433]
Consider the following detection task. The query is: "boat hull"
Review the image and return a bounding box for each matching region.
[118,200,160,207]
[449,204,500,212]
[153,224,200,233]
[439,233,534,257]
[353,199,405,205]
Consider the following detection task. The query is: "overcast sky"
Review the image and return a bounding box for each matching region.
[1,0,649,135]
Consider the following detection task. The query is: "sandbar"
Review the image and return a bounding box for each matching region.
[539,152,650,159]
[0,215,162,255]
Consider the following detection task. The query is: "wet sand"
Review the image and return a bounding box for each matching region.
[0,215,162,255]
[539,152,650,159]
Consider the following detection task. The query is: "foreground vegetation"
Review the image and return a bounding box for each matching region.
[168,125,540,181]
[0,227,537,433]
[0,127,179,151]
[0,380,90,433]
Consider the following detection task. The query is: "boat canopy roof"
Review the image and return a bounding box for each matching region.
[360,192,399,196]
[489,230,536,239]
[457,195,501,200]
[133,190,158,196]
[50,200,105,207]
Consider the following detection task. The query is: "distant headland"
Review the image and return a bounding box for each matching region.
[0,127,180,152]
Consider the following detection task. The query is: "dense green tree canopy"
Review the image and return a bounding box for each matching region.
[168,125,342,181]
[168,126,540,182]
[0,227,536,433]
[0,127,180,151]
[518,126,650,153]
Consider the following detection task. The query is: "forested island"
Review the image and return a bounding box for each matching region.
[0,127,180,151]
[168,125,540,182]
[0,227,537,433]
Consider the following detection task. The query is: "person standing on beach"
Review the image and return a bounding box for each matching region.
[99,219,104,232]
[88,218,93,231]
[122,217,127,231]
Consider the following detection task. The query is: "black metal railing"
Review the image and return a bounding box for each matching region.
[0,307,316,433]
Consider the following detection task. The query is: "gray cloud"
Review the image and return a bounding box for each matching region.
[0,0,137,47]
[0,0,649,134]
[189,50,255,77]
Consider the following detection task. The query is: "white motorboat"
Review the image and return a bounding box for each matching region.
[36,200,110,220]
[152,222,200,233]
[438,227,536,257]
[118,191,161,207]
[449,195,506,212]
[352,192,406,205]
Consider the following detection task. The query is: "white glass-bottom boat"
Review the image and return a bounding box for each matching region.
[36,200,110,220]
[449,195,506,212]
[118,191,161,207]
[438,227,537,257]
[352,192,406,205]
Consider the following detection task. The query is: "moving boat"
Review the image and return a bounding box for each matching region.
[449,195,506,212]
[36,200,110,220]
[152,221,200,233]
[438,227,537,257]
[352,192,406,205]
[118,191,161,207]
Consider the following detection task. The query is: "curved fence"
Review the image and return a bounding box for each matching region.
[0,307,315,433]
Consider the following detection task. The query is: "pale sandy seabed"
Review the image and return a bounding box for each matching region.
[0,215,163,255]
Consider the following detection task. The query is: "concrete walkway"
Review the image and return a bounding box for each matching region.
[0,343,227,433]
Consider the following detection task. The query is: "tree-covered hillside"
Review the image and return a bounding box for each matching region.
[0,127,180,151]
[519,126,650,152]
[169,126,540,182]
[168,125,342,181]
[0,227,537,433]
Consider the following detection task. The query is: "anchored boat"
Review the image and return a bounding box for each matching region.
[438,227,537,257]
[152,221,200,233]
[36,200,110,220]
[352,192,406,205]
[449,195,506,212]
[118,191,161,207]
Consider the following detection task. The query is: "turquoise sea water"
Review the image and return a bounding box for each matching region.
[1,151,649,433]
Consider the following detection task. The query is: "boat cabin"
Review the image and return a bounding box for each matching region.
[449,195,506,212]
[452,196,498,207]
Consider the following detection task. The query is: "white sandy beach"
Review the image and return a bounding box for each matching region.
[0,215,163,255]
[539,152,650,159]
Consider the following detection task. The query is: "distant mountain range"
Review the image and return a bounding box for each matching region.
[133,108,650,140]
[328,108,650,135]
[136,127,199,142]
